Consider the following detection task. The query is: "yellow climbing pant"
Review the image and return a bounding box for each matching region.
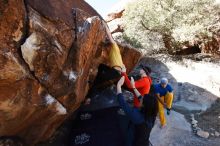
[109,43,123,68]
[158,92,174,126]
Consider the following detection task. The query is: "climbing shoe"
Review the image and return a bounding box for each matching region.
[166,108,171,115]
[160,124,167,129]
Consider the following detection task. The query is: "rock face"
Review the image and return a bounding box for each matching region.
[0,0,141,145]
[215,131,220,137]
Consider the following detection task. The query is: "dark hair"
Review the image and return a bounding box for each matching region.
[141,85,158,121]
[139,64,151,76]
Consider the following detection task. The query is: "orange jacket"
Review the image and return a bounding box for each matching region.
[122,72,152,107]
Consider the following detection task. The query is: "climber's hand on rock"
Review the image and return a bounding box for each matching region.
[130,77,135,88]
[102,20,115,43]
[121,64,126,73]
[117,76,125,87]
[117,76,125,94]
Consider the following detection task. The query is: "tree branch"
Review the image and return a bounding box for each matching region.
[159,0,170,12]
[111,24,124,34]
[140,20,158,33]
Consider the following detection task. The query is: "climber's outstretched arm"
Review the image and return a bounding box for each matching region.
[130,77,142,98]
[102,20,124,71]
[102,20,115,43]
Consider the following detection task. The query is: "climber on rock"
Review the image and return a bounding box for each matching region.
[120,65,152,108]
[154,77,174,128]
[84,21,124,104]
[117,76,158,146]
[102,20,124,71]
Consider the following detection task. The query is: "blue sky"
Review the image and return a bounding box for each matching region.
[85,0,118,16]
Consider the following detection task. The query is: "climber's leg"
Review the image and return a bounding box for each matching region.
[165,92,173,109]
[158,96,166,126]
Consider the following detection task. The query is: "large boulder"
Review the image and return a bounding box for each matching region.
[0,0,141,145]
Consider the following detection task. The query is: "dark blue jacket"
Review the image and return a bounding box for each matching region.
[117,93,144,124]
[117,93,155,128]
[117,93,155,146]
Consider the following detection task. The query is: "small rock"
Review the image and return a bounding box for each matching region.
[218,116,220,119]
[192,120,198,125]
[195,127,201,131]
[215,131,220,137]
[210,128,215,131]
[197,130,209,139]
[192,123,197,128]
[211,133,214,136]
[193,127,202,132]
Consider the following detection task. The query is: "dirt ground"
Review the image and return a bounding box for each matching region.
[140,54,220,145]
[195,98,220,139]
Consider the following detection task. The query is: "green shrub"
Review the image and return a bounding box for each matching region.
[122,0,220,53]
